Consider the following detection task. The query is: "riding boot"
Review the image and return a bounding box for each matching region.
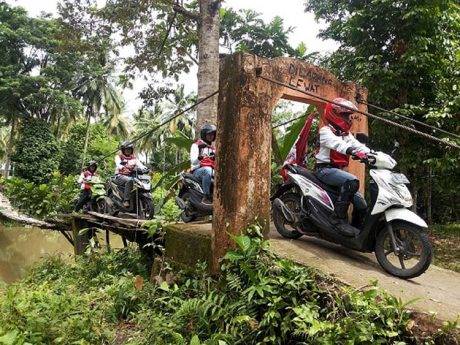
[351,208,367,229]
[335,200,351,219]
[335,179,360,219]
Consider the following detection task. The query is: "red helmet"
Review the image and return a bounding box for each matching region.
[323,98,358,132]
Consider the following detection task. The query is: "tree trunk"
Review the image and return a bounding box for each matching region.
[195,0,220,133]
[81,107,93,170]
[426,166,432,224]
[412,185,418,213]
[4,118,18,178]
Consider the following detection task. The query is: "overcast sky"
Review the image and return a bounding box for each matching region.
[6,0,339,114]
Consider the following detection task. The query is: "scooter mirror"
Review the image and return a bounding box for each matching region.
[391,140,400,155]
[355,132,369,145]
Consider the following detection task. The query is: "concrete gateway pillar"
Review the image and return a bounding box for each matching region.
[212,53,368,271]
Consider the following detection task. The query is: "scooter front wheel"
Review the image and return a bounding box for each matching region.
[272,193,303,239]
[375,221,432,279]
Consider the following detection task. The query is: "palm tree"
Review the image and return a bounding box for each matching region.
[102,90,130,138]
[133,104,164,164]
[133,86,196,167]
[74,72,124,168]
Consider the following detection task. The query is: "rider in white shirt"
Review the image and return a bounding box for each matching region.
[315,98,370,221]
[115,141,147,208]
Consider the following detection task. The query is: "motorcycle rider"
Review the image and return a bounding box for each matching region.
[190,124,216,205]
[315,98,370,222]
[75,160,98,211]
[115,141,147,208]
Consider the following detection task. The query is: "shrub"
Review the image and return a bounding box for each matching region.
[0,226,454,344]
[151,172,181,221]
[11,118,61,184]
[0,249,148,344]
[2,172,78,218]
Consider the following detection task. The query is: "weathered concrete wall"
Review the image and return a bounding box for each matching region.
[165,223,213,268]
[212,53,368,271]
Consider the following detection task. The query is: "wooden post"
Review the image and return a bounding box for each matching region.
[71,217,91,255]
[212,54,275,272]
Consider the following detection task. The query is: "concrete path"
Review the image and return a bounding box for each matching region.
[269,226,460,321]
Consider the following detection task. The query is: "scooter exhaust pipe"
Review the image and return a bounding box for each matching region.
[175,197,187,210]
[273,198,296,224]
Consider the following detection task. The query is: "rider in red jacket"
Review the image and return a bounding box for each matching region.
[115,141,147,208]
[75,160,98,211]
[315,98,370,221]
[281,98,370,223]
[190,124,216,204]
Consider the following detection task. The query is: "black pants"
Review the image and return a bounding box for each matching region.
[75,189,92,211]
[115,175,134,202]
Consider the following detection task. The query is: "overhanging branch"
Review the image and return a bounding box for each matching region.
[173,4,200,22]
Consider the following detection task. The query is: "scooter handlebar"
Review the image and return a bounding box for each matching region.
[352,153,376,166]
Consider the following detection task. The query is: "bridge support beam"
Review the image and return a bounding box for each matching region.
[71,218,91,255]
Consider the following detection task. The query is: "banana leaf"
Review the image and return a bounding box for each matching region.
[152,160,189,193]
[272,131,284,166]
[278,105,316,160]
[165,131,194,150]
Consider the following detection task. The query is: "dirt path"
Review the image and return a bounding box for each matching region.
[269,226,460,321]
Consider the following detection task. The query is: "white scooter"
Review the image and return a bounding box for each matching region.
[272,149,432,279]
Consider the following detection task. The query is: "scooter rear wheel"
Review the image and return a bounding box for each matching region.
[142,198,154,220]
[273,193,303,239]
[375,221,432,279]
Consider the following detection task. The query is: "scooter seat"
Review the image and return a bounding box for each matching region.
[288,165,339,195]
[183,173,202,183]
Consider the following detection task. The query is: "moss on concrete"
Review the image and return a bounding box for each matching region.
[164,223,213,268]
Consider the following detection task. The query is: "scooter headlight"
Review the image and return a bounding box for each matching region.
[391,173,409,184]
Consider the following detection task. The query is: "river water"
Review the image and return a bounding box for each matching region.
[0,223,73,283]
[0,222,125,283]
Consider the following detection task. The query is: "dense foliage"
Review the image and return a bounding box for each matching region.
[1,227,455,344]
[59,121,119,177]
[1,173,78,218]
[0,2,82,124]
[11,118,61,184]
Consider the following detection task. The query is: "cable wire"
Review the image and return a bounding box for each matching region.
[273,113,307,129]
[95,90,219,164]
[357,97,460,139]
[257,73,460,150]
